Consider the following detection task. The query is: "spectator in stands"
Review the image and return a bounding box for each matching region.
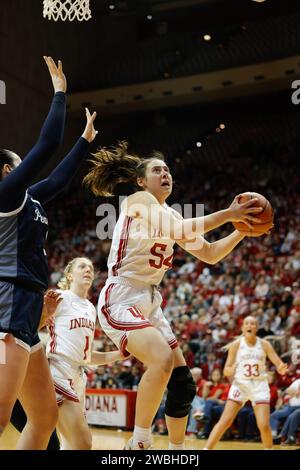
[257,319,274,338]
[271,378,300,444]
[279,408,300,445]
[254,276,269,299]
[187,368,207,435]
[197,369,229,439]
[200,352,220,380]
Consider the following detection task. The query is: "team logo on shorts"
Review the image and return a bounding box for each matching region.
[127,306,145,320]
[233,390,240,399]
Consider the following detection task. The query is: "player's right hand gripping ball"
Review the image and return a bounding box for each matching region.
[233,192,274,237]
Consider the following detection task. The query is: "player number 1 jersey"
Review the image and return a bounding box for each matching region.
[46,290,96,365]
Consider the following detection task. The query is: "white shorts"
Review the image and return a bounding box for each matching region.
[228,379,270,406]
[98,279,178,356]
[49,357,87,411]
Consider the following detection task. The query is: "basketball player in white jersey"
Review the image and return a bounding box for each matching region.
[204,316,288,450]
[83,143,265,450]
[46,257,125,450]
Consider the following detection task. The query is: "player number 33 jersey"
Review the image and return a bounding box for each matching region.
[235,337,267,381]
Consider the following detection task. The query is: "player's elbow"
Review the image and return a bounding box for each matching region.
[47,174,66,192]
[196,245,220,265]
[203,256,219,265]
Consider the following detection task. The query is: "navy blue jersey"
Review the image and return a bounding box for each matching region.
[0,92,91,348]
[0,193,49,289]
[0,89,89,290]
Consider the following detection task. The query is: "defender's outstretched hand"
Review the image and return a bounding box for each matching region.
[82,107,98,143]
[43,56,67,93]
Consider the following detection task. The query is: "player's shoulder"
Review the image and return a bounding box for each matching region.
[86,298,96,311]
[231,337,242,351]
[121,191,160,216]
[260,337,270,350]
[164,204,183,220]
[54,289,73,308]
[55,289,69,299]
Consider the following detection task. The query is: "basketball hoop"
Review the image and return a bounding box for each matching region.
[43,0,92,22]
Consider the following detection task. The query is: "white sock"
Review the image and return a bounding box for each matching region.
[169,442,185,450]
[133,425,151,444]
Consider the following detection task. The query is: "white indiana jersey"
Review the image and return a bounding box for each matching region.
[107,205,176,285]
[46,290,96,365]
[235,337,267,381]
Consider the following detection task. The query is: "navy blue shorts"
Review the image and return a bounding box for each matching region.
[0,280,44,352]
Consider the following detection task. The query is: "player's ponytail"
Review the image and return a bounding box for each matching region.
[83,141,166,197]
[222,336,242,352]
[83,141,141,196]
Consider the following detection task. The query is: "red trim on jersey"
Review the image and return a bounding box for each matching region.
[119,334,131,357]
[119,216,132,271]
[168,339,178,350]
[54,383,79,401]
[101,284,152,330]
[112,216,132,276]
[54,383,79,403]
[49,324,57,354]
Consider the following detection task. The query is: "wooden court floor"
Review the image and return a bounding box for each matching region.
[0,424,299,450]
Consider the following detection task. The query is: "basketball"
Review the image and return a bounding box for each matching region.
[233,192,274,236]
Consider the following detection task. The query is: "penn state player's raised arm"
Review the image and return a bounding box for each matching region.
[0,57,66,212]
[29,108,98,205]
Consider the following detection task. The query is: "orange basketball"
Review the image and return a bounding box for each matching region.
[232,192,274,237]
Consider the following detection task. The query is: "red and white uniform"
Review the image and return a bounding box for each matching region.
[46,289,96,409]
[228,337,270,405]
[98,202,178,355]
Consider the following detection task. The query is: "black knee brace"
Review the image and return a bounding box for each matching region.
[165,366,196,418]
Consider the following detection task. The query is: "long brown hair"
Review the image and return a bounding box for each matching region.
[83,141,165,197]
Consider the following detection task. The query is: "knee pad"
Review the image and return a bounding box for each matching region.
[165,366,196,418]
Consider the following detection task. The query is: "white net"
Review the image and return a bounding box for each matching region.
[43,0,92,22]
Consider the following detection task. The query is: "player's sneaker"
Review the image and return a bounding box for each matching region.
[124,437,153,450]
